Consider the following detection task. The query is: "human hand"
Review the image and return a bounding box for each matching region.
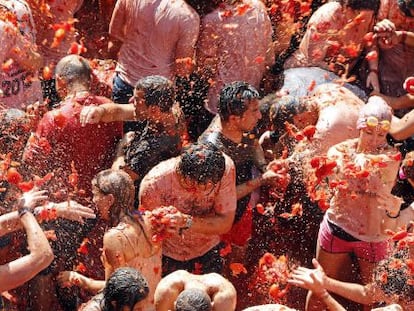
[35,201,96,223]
[57,271,82,288]
[288,258,327,296]
[263,159,291,191]
[18,189,48,212]
[79,105,105,126]
[374,19,396,34]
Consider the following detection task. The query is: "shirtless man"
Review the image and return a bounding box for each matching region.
[261,83,364,160]
[154,270,236,311]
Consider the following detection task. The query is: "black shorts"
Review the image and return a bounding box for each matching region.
[162,242,225,276]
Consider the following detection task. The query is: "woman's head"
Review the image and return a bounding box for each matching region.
[92,169,135,224]
[356,96,392,151]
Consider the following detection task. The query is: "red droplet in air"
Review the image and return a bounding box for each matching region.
[392,230,408,241]
[77,238,89,255]
[236,3,250,15]
[53,111,67,128]
[75,262,87,273]
[6,167,22,184]
[229,262,247,277]
[256,203,266,215]
[254,56,265,64]
[269,284,280,300]
[307,80,316,92]
[302,125,317,140]
[219,243,232,257]
[17,180,34,192]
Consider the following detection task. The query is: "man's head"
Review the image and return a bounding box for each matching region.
[55,55,91,97]
[339,0,380,12]
[133,75,175,114]
[103,267,149,311]
[177,143,226,187]
[269,95,318,133]
[218,81,261,131]
[174,288,212,311]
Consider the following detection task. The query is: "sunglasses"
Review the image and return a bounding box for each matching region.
[364,116,391,131]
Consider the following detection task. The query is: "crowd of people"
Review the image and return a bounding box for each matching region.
[1,0,414,310]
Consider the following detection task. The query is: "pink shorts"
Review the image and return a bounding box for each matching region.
[318,217,389,263]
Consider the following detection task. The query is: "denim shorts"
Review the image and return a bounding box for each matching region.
[112,73,134,104]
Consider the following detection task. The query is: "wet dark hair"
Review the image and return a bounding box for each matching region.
[184,0,221,16]
[135,75,175,113]
[175,288,212,311]
[177,143,226,185]
[55,55,91,85]
[398,0,414,17]
[374,250,414,303]
[92,169,135,226]
[338,0,380,12]
[269,95,313,129]
[218,81,260,121]
[102,267,149,311]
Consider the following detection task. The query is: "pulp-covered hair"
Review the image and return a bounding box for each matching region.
[218,81,260,121]
[102,267,149,311]
[92,169,135,225]
[337,0,380,12]
[177,143,225,185]
[269,95,317,128]
[175,288,212,311]
[135,75,175,113]
[374,250,414,303]
[356,96,392,130]
[55,55,91,85]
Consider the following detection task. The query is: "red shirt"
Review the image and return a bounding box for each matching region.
[24,94,122,198]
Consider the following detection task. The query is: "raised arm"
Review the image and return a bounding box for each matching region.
[0,200,54,292]
[289,259,375,306]
[79,103,136,126]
